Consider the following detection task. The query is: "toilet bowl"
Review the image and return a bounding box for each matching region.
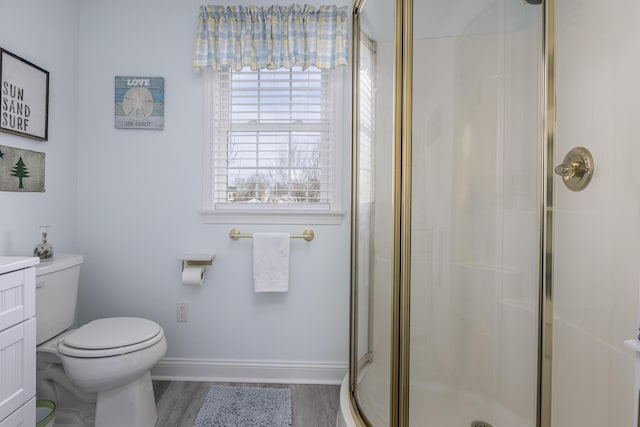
[35,254,167,427]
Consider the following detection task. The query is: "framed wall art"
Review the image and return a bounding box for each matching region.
[0,48,49,141]
[114,76,164,130]
[0,144,45,192]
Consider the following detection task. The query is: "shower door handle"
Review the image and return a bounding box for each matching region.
[554,161,587,179]
[554,146,594,191]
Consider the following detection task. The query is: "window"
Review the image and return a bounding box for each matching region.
[201,66,345,224]
[358,35,376,205]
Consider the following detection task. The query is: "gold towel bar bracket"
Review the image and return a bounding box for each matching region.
[229,228,315,242]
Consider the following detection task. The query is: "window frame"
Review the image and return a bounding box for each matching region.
[200,67,346,225]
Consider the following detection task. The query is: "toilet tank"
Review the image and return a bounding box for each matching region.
[35,253,83,345]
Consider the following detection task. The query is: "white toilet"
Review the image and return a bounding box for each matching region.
[35,254,167,427]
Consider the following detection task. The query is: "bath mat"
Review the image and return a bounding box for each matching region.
[194,385,292,427]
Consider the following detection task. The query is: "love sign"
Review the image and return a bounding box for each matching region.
[114,76,164,130]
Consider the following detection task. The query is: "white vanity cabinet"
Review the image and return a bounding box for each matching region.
[0,257,38,427]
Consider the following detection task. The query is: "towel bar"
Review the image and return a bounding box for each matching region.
[229,228,314,242]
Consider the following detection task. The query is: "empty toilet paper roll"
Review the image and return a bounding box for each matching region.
[182,266,205,286]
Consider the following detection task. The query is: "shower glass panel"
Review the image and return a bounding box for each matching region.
[351,0,542,425]
[351,0,395,425]
[408,1,541,425]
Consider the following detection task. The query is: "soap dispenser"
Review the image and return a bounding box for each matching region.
[33,225,53,260]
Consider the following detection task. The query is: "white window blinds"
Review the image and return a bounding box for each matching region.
[359,35,376,205]
[212,66,333,208]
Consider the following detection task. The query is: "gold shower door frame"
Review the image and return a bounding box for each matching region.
[348,0,557,426]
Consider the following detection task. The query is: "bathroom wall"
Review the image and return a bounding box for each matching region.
[552,0,640,425]
[75,0,351,382]
[0,1,79,257]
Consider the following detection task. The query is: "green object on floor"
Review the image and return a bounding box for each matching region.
[36,400,55,427]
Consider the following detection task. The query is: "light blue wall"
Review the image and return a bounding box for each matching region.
[0,0,351,370]
[0,1,79,256]
[75,0,351,364]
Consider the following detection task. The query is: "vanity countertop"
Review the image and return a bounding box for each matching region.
[0,257,39,275]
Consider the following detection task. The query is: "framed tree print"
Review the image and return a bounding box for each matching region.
[0,48,49,141]
[0,144,45,192]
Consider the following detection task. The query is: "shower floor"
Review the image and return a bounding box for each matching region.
[338,370,535,427]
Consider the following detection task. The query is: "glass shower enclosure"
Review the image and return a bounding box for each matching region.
[350,0,543,425]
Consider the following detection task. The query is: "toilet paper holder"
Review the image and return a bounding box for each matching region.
[177,254,215,271]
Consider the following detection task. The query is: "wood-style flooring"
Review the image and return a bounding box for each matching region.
[153,381,340,427]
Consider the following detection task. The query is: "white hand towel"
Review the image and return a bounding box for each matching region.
[253,232,290,292]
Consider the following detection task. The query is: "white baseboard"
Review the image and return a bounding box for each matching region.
[151,358,348,385]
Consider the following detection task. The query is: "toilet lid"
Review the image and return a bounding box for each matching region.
[61,317,161,350]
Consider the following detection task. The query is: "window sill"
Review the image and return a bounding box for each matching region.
[199,209,345,225]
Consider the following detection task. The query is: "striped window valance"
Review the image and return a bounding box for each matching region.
[193,4,349,71]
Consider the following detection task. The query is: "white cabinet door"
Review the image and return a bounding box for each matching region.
[0,398,35,427]
[0,318,36,421]
[0,269,35,332]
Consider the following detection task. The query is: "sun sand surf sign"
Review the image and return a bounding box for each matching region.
[0,48,49,141]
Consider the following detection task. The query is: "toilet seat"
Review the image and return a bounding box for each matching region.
[58,317,164,358]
